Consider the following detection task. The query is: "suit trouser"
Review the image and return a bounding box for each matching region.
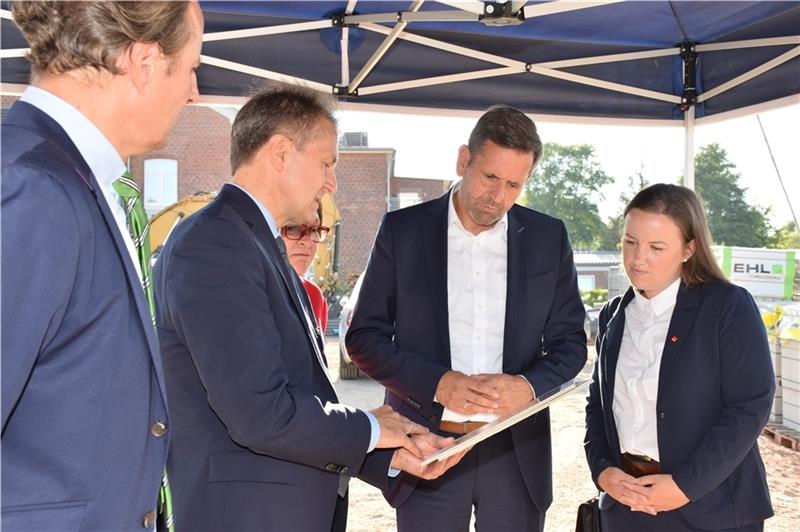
[601,500,764,532]
[396,430,544,532]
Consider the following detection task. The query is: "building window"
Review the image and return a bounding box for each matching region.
[390,192,421,212]
[143,159,178,217]
[578,274,596,291]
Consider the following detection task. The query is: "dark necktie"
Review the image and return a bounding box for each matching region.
[275,236,347,496]
[113,173,175,531]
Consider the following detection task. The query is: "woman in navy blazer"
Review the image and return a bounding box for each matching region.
[584,184,774,531]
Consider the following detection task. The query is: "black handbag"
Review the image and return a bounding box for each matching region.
[575,495,601,532]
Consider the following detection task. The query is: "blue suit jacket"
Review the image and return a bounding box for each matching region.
[154,184,392,531]
[1,101,169,529]
[346,191,587,510]
[585,283,774,529]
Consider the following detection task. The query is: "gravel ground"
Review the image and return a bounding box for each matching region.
[326,340,800,532]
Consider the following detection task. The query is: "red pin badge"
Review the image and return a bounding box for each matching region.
[671,336,678,343]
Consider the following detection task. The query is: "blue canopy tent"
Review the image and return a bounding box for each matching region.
[2,0,799,184]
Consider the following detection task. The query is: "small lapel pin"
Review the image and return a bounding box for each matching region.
[671,336,678,343]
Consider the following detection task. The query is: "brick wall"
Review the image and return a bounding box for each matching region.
[129,105,232,197]
[334,150,393,282]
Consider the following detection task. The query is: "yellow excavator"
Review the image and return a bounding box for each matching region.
[149,192,340,288]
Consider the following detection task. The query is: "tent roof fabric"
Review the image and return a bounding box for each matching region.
[2,1,798,120]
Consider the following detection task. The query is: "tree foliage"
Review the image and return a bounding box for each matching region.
[694,143,773,247]
[598,167,649,251]
[521,143,613,250]
[772,221,800,249]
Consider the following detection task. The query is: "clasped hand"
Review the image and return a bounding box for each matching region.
[598,467,690,515]
[371,404,468,480]
[436,370,534,416]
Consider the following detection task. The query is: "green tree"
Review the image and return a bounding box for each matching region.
[694,143,773,247]
[521,143,613,250]
[598,166,649,251]
[772,221,800,249]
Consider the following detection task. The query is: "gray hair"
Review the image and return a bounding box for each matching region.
[230,84,338,174]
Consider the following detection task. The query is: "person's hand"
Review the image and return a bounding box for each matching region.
[597,467,656,515]
[435,370,499,415]
[390,432,470,480]
[626,474,690,512]
[371,405,429,457]
[472,373,534,416]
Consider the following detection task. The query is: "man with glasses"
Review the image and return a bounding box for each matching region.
[281,211,331,333]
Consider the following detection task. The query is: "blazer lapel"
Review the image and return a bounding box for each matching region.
[423,193,452,366]
[600,288,634,424]
[220,186,333,385]
[658,283,701,392]
[18,103,167,399]
[502,209,525,372]
[597,287,634,457]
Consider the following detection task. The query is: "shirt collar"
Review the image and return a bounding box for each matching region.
[229,183,280,238]
[447,188,508,236]
[632,276,681,317]
[20,86,126,188]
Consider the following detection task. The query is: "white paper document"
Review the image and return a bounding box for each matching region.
[420,378,592,465]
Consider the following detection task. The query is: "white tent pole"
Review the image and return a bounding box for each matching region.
[199,55,329,92]
[340,1,358,87]
[698,45,800,103]
[203,20,331,42]
[684,105,696,190]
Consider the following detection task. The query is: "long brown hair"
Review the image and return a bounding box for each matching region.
[625,183,727,287]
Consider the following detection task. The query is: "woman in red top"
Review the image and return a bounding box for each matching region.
[280,221,330,333]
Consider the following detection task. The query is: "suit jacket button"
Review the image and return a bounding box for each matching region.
[142,511,156,528]
[150,420,168,438]
[325,463,336,471]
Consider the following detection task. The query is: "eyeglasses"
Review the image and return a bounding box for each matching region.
[282,224,330,243]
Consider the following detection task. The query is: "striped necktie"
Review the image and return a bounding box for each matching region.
[112,173,175,531]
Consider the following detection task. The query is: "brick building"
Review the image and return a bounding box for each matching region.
[1,97,449,286]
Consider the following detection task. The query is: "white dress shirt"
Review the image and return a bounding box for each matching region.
[20,86,141,281]
[613,277,681,461]
[443,191,508,423]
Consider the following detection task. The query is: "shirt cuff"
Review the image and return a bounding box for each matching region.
[365,411,380,453]
[388,466,401,477]
[518,374,536,399]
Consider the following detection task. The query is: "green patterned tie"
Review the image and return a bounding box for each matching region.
[113,172,175,531]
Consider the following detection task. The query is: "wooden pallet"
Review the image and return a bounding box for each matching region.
[762,423,800,451]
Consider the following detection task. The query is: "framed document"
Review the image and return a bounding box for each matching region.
[420,378,592,465]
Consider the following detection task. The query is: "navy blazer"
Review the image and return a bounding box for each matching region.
[346,191,587,510]
[1,101,168,529]
[585,282,774,530]
[154,184,392,531]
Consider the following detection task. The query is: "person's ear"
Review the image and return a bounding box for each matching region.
[456,145,471,176]
[123,41,162,94]
[263,134,295,173]
[684,239,696,262]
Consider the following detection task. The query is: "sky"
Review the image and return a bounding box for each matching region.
[337,103,799,227]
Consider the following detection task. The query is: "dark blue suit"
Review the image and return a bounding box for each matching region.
[154,184,392,531]
[346,192,587,525]
[585,283,774,531]
[1,102,168,529]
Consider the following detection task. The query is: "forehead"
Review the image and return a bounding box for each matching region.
[303,119,338,152]
[469,141,533,182]
[625,209,683,238]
